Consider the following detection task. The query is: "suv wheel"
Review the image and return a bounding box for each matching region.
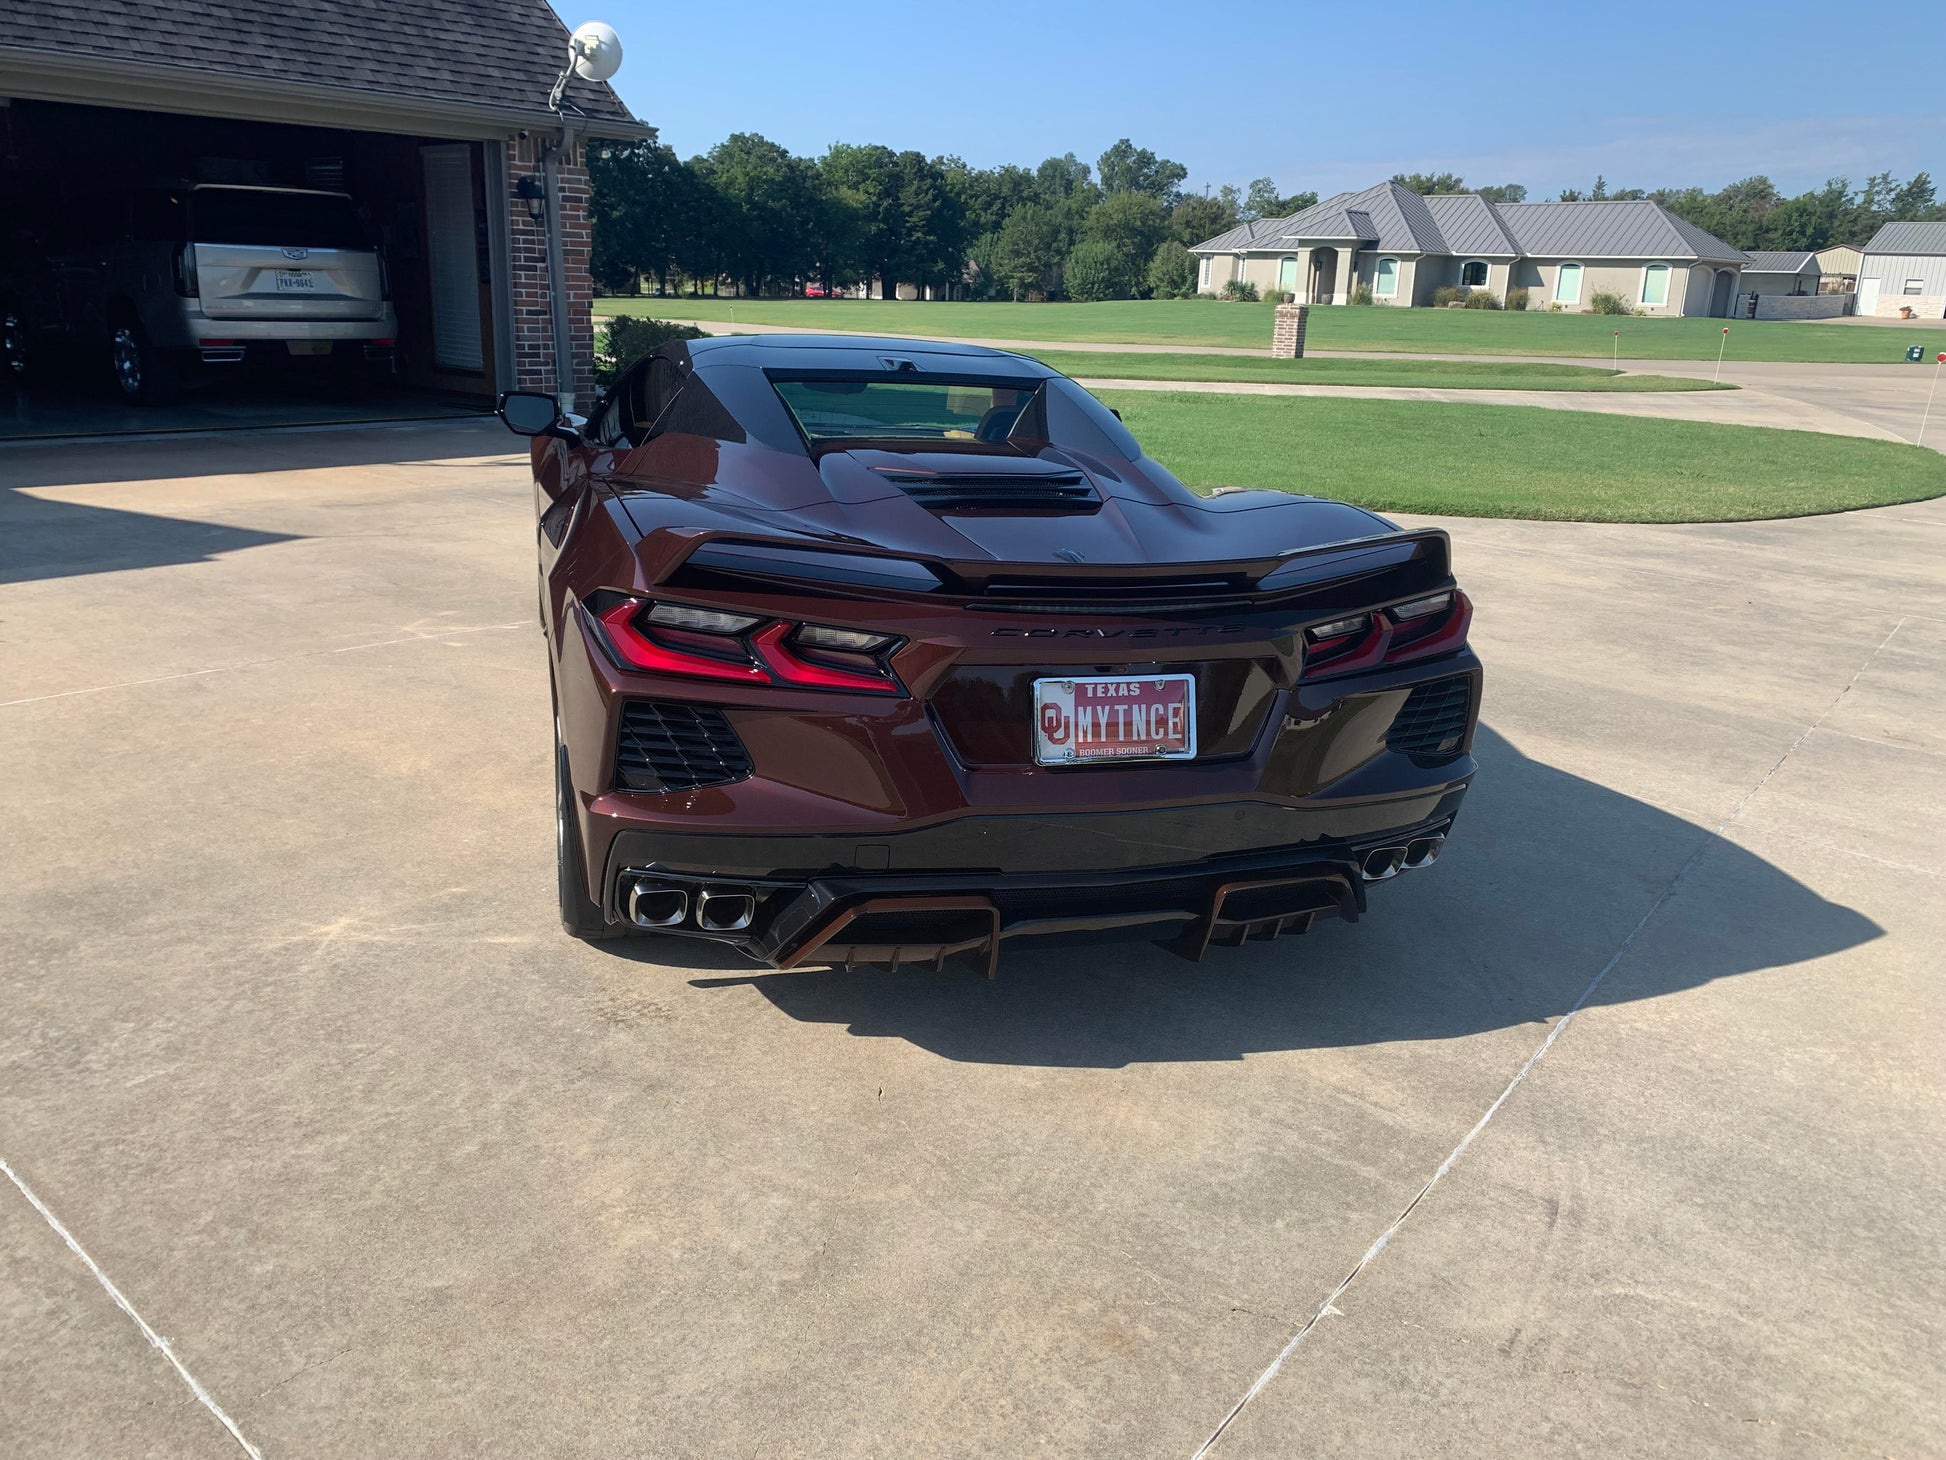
[556,719,622,941]
[109,320,177,405]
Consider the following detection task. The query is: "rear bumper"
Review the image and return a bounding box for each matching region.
[150,305,398,350]
[600,787,1470,970]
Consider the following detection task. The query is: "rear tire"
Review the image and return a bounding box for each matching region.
[108,318,178,405]
[556,722,621,941]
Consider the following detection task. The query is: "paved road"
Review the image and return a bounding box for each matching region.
[643,317,1946,450]
[2,420,1941,1458]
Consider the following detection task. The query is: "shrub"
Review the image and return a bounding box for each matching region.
[1064,238,1129,302]
[1145,240,1199,299]
[1263,287,1289,305]
[598,316,706,387]
[1432,285,1464,307]
[1463,290,1503,310]
[1589,290,1630,315]
[1349,283,1374,305]
[1221,278,1260,302]
[1506,287,1530,311]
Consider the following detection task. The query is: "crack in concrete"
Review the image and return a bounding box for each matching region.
[1188,615,1909,1459]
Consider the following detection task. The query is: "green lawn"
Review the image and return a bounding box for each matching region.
[1094,391,1946,523]
[1028,351,1724,392]
[598,295,1924,365]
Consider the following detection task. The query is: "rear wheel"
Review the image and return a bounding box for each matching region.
[556,718,621,941]
[109,318,178,405]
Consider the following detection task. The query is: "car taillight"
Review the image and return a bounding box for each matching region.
[172,243,198,298]
[591,598,903,694]
[1303,589,1471,678]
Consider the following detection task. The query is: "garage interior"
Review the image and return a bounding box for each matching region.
[0,98,511,438]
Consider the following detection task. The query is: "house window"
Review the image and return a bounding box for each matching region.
[1278,257,1298,291]
[1906,279,1926,296]
[1641,262,1671,306]
[1199,257,1210,290]
[1235,255,1248,281]
[1555,261,1583,304]
[1460,260,1488,288]
[1375,257,1400,297]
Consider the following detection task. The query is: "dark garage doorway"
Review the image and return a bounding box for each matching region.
[0,99,503,439]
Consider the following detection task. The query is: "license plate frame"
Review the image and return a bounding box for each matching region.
[1032,673,1197,766]
[273,270,317,293]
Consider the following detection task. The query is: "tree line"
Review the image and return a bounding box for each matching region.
[590,133,1945,303]
[588,132,1312,301]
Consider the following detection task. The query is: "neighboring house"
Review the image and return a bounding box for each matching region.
[1735,250,1849,319]
[1816,244,1861,295]
[1740,252,1820,296]
[1192,179,1749,316]
[1856,223,1946,319]
[0,0,647,413]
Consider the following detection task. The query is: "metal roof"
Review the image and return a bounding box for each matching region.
[1742,251,1819,273]
[1862,222,1946,256]
[0,0,644,137]
[1422,194,1521,258]
[1192,183,1747,265]
[1493,200,1747,263]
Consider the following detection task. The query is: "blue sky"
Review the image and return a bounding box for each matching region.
[557,0,1944,198]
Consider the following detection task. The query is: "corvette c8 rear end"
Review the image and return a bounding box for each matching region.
[504,334,1481,975]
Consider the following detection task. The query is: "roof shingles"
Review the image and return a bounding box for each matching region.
[0,0,637,126]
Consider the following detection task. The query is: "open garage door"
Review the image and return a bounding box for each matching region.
[0,100,504,439]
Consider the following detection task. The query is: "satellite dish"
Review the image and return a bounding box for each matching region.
[570,21,622,82]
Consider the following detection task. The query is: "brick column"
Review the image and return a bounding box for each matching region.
[1272,302,1309,358]
[505,134,595,405]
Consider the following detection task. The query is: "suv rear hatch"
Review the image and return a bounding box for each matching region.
[189,187,386,322]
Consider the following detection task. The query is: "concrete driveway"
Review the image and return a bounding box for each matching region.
[2,421,1941,1458]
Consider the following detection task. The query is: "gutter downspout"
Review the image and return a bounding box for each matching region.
[542,122,579,415]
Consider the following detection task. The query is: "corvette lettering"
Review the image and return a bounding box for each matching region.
[992,625,1245,638]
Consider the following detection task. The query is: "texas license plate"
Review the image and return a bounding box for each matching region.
[1033,674,1197,765]
[274,270,316,292]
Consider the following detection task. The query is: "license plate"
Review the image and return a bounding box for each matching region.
[273,270,317,292]
[1033,673,1197,765]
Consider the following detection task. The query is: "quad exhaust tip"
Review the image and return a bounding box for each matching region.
[626,880,688,928]
[695,886,757,932]
[1360,833,1447,882]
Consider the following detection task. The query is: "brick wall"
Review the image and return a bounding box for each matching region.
[506,134,596,404]
[1272,302,1309,358]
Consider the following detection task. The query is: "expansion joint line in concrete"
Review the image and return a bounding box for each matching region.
[0,1155,265,1459]
[1189,616,1908,1459]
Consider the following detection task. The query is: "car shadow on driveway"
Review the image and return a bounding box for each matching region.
[0,488,300,585]
[644,726,1880,1067]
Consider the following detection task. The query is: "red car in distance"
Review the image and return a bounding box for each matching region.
[498,334,1480,975]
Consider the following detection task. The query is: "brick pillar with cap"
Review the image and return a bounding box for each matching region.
[1272,301,1309,358]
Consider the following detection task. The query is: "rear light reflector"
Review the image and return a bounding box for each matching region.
[197,338,236,347]
[1305,613,1368,643]
[648,602,763,634]
[795,624,896,653]
[751,622,900,694]
[1389,592,1452,621]
[595,600,769,684]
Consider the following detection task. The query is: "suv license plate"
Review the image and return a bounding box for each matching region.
[274,271,316,292]
[1033,674,1197,765]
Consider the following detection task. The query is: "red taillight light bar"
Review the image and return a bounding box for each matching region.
[1302,590,1472,678]
[592,598,903,694]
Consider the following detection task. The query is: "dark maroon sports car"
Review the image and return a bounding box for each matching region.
[498,333,1480,974]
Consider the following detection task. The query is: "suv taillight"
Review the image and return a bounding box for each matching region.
[172,243,198,298]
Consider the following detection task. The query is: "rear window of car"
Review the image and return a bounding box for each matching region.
[771,378,1035,444]
[188,189,371,249]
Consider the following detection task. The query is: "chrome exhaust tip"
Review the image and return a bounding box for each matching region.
[1360,846,1406,882]
[1403,834,1445,870]
[625,879,688,929]
[695,886,756,933]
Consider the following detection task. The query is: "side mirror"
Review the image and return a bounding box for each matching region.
[497,391,578,442]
